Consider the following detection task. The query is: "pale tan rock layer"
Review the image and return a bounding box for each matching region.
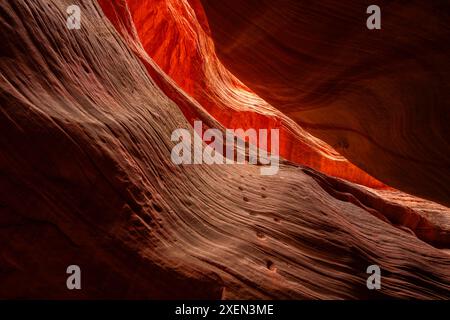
[199,0,450,206]
[0,0,449,299]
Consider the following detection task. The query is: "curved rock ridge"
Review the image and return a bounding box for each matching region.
[0,0,449,299]
[98,0,450,247]
[199,0,450,206]
[121,0,386,188]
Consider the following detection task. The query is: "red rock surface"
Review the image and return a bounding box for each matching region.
[199,0,450,206]
[123,0,385,188]
[0,0,449,299]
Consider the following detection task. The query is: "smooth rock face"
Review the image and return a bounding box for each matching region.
[0,0,449,299]
[199,0,450,206]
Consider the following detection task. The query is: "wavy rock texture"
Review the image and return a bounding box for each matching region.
[0,0,449,299]
[122,0,385,188]
[200,0,450,206]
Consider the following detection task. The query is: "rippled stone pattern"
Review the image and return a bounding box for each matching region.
[0,0,449,299]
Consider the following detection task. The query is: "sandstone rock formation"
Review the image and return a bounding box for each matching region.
[122,0,387,188]
[0,0,449,299]
[199,0,450,206]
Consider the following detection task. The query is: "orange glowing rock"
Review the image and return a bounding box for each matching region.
[1,0,449,300]
[122,0,386,188]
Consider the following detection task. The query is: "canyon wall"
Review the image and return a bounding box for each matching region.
[199,0,450,206]
[0,0,448,299]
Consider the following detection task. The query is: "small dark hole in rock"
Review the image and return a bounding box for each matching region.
[153,202,163,212]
